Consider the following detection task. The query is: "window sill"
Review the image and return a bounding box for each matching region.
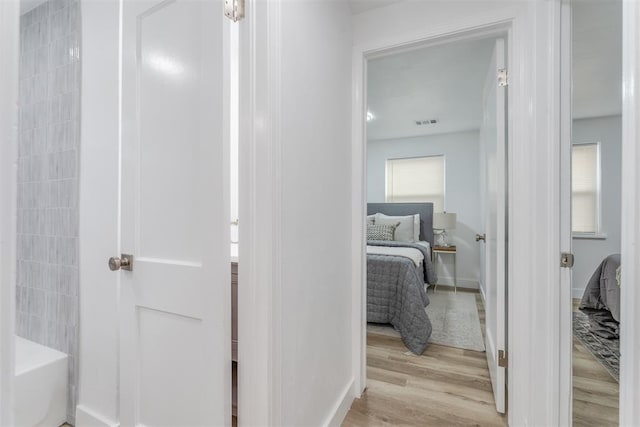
[572,233,607,240]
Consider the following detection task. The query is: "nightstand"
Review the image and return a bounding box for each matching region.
[432,245,457,293]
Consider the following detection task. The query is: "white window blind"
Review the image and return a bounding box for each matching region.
[572,143,599,234]
[385,155,445,212]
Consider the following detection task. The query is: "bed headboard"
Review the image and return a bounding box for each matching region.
[367,202,434,247]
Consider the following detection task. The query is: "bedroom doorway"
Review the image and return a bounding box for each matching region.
[567,0,622,424]
[344,29,510,424]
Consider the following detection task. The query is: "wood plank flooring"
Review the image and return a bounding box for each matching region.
[343,289,507,426]
[572,299,619,426]
[343,293,619,426]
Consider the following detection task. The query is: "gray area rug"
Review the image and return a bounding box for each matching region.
[573,311,619,382]
[368,291,485,352]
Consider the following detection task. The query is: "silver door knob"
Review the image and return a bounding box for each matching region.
[475,233,486,242]
[108,254,133,271]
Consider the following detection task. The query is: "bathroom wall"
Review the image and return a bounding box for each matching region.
[16,0,80,423]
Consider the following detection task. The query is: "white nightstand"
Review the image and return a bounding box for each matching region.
[432,245,457,293]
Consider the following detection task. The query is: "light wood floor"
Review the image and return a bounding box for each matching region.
[343,289,507,426]
[572,299,619,427]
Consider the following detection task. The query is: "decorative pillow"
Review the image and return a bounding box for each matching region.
[375,213,419,242]
[367,223,399,241]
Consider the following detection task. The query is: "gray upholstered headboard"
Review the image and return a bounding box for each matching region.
[367,202,434,247]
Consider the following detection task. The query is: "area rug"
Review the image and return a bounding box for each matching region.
[573,311,619,382]
[368,291,485,352]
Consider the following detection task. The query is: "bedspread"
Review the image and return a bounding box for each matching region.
[367,240,437,285]
[367,253,432,354]
[579,253,621,339]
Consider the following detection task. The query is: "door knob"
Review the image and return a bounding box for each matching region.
[108,254,134,271]
[476,233,486,242]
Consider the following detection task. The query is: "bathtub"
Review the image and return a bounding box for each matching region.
[15,336,68,427]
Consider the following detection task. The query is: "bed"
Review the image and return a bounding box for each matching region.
[579,253,621,339]
[366,203,438,354]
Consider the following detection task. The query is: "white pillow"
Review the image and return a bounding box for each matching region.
[367,215,375,225]
[375,213,419,242]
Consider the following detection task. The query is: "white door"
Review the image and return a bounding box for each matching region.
[479,38,507,414]
[118,1,231,425]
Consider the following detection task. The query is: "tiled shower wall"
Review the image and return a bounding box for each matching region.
[16,0,80,423]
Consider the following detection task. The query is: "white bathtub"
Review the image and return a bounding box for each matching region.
[14,336,68,427]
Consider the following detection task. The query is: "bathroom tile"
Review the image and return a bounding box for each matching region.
[45,291,58,321]
[33,126,48,155]
[28,288,46,315]
[28,314,45,343]
[21,10,33,28]
[50,0,69,13]
[49,8,68,41]
[16,311,29,337]
[19,129,34,158]
[18,3,79,423]
[34,2,50,24]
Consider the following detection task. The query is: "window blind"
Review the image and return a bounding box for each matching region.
[385,155,445,212]
[572,143,599,233]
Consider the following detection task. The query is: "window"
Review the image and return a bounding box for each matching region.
[572,143,600,234]
[385,155,445,212]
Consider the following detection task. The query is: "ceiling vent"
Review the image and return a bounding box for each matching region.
[415,119,438,126]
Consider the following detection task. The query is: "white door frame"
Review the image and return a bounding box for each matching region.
[238,0,284,425]
[351,3,566,426]
[559,1,640,425]
[0,2,19,425]
[352,18,511,414]
[620,0,640,424]
[558,0,573,425]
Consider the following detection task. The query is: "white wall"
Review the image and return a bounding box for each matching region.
[279,2,354,425]
[239,0,354,425]
[571,115,622,298]
[76,2,119,425]
[367,131,481,288]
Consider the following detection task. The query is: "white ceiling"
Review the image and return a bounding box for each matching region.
[367,38,496,140]
[366,0,621,141]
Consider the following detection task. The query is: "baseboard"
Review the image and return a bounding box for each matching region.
[75,405,119,427]
[479,282,487,304]
[433,277,479,290]
[324,378,355,427]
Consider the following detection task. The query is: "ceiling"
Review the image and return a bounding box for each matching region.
[367,38,496,140]
[366,0,622,141]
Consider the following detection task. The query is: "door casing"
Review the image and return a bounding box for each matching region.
[351,2,566,425]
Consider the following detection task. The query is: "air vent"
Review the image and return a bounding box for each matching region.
[415,119,438,126]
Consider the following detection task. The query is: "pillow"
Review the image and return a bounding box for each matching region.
[367,215,375,225]
[375,213,419,242]
[367,223,399,241]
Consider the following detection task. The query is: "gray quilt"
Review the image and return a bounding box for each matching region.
[366,241,437,354]
[367,240,438,285]
[579,254,620,339]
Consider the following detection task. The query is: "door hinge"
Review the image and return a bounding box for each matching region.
[498,349,507,368]
[224,0,245,22]
[561,252,575,268]
[498,68,508,87]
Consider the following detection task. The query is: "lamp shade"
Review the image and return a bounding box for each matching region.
[433,212,457,230]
